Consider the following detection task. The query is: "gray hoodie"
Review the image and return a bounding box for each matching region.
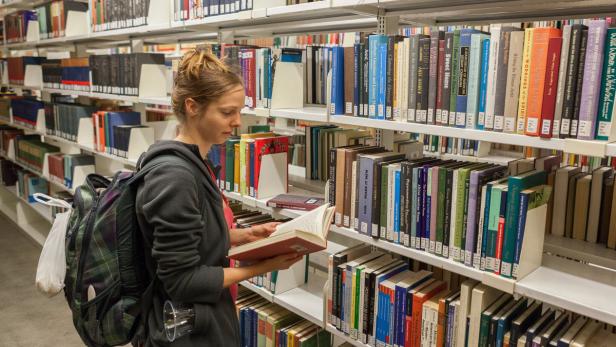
[136,140,239,347]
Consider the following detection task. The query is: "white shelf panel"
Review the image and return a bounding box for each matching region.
[273,274,326,327]
[241,107,270,118]
[44,87,91,98]
[325,323,372,347]
[88,23,173,40]
[515,264,616,326]
[139,96,172,106]
[543,235,616,271]
[0,184,52,223]
[43,87,172,106]
[266,0,332,17]
[270,107,329,122]
[240,280,275,301]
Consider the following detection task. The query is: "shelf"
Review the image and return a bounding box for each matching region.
[516,255,616,327]
[0,153,75,194]
[6,120,138,167]
[0,184,52,223]
[543,235,616,270]
[270,107,329,122]
[241,107,270,117]
[240,274,326,327]
[328,115,616,157]
[272,274,326,327]
[325,324,372,347]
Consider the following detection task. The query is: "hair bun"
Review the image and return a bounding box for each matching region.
[179,48,229,81]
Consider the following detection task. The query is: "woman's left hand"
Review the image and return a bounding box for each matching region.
[244,222,280,243]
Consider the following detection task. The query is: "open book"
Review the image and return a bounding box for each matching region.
[228,204,335,261]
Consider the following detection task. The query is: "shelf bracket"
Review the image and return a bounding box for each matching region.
[130,38,144,54]
[219,30,236,44]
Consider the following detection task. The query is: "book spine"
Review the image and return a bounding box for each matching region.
[394,169,401,244]
[386,36,395,120]
[553,25,572,137]
[466,34,483,129]
[442,33,453,126]
[456,32,471,128]
[329,147,337,211]
[503,32,524,133]
[411,167,420,249]
[417,38,431,123]
[578,20,608,140]
[539,37,563,138]
[517,28,534,134]
[443,169,454,258]
[436,39,446,125]
[449,31,461,126]
[525,29,553,136]
[596,29,616,140]
[561,25,584,137]
[330,46,342,115]
[354,44,361,116]
[494,30,513,132]
[570,28,589,138]
[493,188,508,275]
[408,35,419,122]
[477,38,491,130]
[428,33,441,124]
[377,36,388,120]
[363,42,370,117]
[512,191,530,279]
[485,26,501,130]
[369,36,379,118]
[464,172,479,266]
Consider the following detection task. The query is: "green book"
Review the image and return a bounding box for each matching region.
[479,294,510,347]
[37,6,47,39]
[487,182,507,271]
[596,28,616,140]
[248,124,271,133]
[436,165,448,252]
[380,166,389,239]
[501,170,547,278]
[225,138,239,191]
[454,167,468,261]
[449,30,462,124]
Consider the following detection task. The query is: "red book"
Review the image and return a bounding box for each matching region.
[410,280,447,347]
[228,204,334,261]
[435,39,446,124]
[539,37,563,138]
[244,48,257,108]
[253,136,288,198]
[266,194,325,211]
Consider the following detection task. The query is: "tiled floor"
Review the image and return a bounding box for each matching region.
[0,213,84,347]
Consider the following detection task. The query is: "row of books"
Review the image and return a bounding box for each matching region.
[208,130,289,198]
[89,0,150,33]
[35,0,88,39]
[44,102,97,141]
[11,98,44,128]
[0,125,23,156]
[550,165,616,248]
[221,45,274,109]
[329,246,616,347]
[47,153,94,188]
[91,110,143,157]
[329,20,616,141]
[236,287,332,347]
[42,58,90,91]
[14,134,60,173]
[173,0,254,22]
[6,57,44,86]
[16,169,49,203]
[4,10,37,43]
[328,144,556,279]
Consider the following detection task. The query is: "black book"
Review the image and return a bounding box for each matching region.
[510,302,542,344]
[328,147,336,207]
[442,32,454,124]
[560,24,586,138]
[416,37,431,123]
[525,309,555,345]
[385,36,395,120]
[569,27,588,138]
[362,39,370,117]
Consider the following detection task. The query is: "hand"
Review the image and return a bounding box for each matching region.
[245,222,280,243]
[258,253,304,273]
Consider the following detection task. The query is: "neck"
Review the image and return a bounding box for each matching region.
[175,127,211,160]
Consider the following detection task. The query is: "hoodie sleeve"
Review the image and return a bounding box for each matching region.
[140,163,224,304]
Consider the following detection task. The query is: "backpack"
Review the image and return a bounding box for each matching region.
[63,154,195,347]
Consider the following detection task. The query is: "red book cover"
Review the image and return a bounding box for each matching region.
[228,234,324,261]
[539,37,563,138]
[411,281,446,347]
[494,206,507,275]
[245,48,256,108]
[266,194,325,211]
[435,39,446,124]
[183,0,189,20]
[253,136,288,198]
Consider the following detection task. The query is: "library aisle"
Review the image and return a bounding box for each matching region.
[0,213,82,347]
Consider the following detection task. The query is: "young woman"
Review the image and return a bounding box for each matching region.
[136,49,303,346]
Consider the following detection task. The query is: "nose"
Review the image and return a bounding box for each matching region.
[230,112,241,127]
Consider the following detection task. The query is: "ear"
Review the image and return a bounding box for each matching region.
[184,98,199,119]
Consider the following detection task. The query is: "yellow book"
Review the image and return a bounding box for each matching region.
[287,321,313,347]
[516,28,534,134]
[239,132,274,195]
[234,143,240,192]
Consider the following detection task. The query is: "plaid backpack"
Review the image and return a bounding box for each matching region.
[63,154,195,347]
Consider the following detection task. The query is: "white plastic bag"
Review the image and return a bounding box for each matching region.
[33,193,72,297]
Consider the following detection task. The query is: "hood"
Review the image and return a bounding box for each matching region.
[139,140,220,199]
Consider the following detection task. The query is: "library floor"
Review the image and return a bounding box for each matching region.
[0,213,83,347]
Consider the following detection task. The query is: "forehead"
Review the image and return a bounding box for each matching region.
[215,85,245,106]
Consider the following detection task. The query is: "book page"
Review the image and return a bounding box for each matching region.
[269,203,330,238]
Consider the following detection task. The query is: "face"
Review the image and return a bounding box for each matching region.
[186,84,244,145]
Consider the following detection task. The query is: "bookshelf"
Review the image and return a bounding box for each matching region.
[3,1,616,344]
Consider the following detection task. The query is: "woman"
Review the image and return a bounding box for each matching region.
[136,49,303,346]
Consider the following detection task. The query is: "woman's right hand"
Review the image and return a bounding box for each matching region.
[258,253,304,273]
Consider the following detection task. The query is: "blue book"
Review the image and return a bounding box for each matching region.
[368,35,379,118]
[446,301,457,347]
[377,36,388,119]
[395,272,432,347]
[331,46,345,115]
[477,38,491,130]
[104,111,141,154]
[421,166,430,250]
[496,299,528,347]
[394,169,401,243]
[455,29,480,128]
[414,166,424,249]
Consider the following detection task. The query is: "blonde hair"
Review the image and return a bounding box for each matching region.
[172,48,243,123]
